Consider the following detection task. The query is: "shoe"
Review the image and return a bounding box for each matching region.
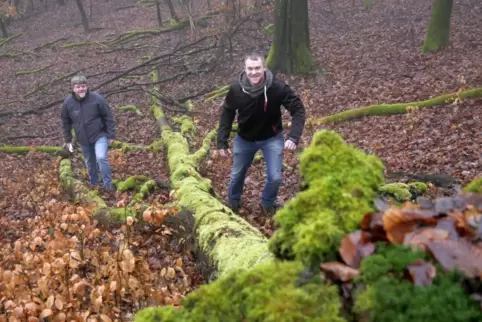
[228,199,241,213]
[260,201,283,216]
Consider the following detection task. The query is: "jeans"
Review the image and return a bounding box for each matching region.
[229,132,284,208]
[80,136,113,190]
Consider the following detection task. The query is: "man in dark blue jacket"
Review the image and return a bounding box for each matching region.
[60,75,116,191]
[216,52,306,215]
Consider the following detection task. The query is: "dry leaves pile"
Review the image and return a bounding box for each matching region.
[0,154,204,321]
[321,193,482,289]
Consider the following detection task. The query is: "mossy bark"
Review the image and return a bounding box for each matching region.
[0,145,62,154]
[59,159,139,222]
[149,88,271,280]
[422,0,453,54]
[118,105,142,115]
[205,86,230,102]
[0,33,22,46]
[266,0,314,74]
[15,65,51,76]
[314,87,482,125]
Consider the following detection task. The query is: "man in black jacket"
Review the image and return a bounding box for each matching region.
[217,52,306,215]
[60,75,117,191]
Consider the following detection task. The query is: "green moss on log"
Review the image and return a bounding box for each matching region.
[0,145,62,154]
[130,180,157,205]
[0,33,22,47]
[134,261,345,322]
[353,244,482,322]
[205,85,230,102]
[118,105,142,115]
[117,175,150,192]
[379,182,427,202]
[148,76,271,279]
[173,115,196,137]
[15,65,51,76]
[464,177,482,193]
[269,130,385,268]
[60,41,99,48]
[314,87,482,125]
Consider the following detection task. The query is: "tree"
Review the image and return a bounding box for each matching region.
[164,0,179,22]
[155,0,162,28]
[266,0,314,75]
[422,0,453,54]
[0,17,7,38]
[74,0,89,33]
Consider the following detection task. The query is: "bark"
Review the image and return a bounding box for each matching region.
[222,0,235,24]
[149,74,271,279]
[0,18,8,38]
[155,0,163,28]
[313,87,482,125]
[57,0,65,5]
[266,0,314,74]
[164,0,179,21]
[422,0,453,54]
[74,0,90,33]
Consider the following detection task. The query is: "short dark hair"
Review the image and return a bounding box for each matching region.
[244,52,265,65]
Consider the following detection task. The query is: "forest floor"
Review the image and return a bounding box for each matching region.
[0,0,481,319]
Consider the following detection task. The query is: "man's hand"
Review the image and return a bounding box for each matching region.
[284,139,297,151]
[64,143,74,153]
[217,149,231,158]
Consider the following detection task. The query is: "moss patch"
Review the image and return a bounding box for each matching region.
[269,130,385,268]
[464,177,482,193]
[134,261,345,322]
[353,244,482,322]
[379,182,427,202]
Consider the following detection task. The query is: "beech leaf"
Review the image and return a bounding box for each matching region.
[320,261,360,282]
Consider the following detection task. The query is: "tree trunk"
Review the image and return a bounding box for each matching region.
[266,0,314,74]
[74,0,90,33]
[421,0,453,54]
[0,19,8,38]
[57,0,65,5]
[155,0,163,27]
[164,0,179,21]
[222,0,235,24]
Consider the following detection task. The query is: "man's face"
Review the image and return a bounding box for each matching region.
[73,83,88,98]
[245,58,265,86]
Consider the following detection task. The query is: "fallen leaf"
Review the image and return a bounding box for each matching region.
[406,259,437,286]
[120,249,135,273]
[320,261,360,282]
[166,267,176,279]
[40,309,53,319]
[339,230,376,268]
[425,239,482,278]
[403,228,450,251]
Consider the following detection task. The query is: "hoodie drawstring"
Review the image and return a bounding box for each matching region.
[263,85,268,112]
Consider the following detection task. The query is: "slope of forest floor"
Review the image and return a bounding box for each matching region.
[0,0,481,316]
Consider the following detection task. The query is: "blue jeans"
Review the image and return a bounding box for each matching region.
[229,133,284,208]
[80,136,113,190]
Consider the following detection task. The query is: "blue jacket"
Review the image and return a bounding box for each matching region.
[60,90,116,146]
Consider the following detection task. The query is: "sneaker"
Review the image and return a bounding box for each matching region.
[260,202,283,216]
[228,199,241,213]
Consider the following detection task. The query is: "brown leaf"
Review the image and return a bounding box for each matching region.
[120,249,135,273]
[406,259,437,286]
[40,309,53,319]
[100,314,112,322]
[320,262,360,282]
[382,207,438,244]
[435,218,460,240]
[166,267,176,279]
[425,240,482,278]
[403,228,450,251]
[339,231,376,268]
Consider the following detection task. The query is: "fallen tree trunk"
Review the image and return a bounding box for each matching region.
[149,74,271,280]
[313,87,482,125]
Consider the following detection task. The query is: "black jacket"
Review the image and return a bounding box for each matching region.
[216,77,306,149]
[60,90,116,146]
